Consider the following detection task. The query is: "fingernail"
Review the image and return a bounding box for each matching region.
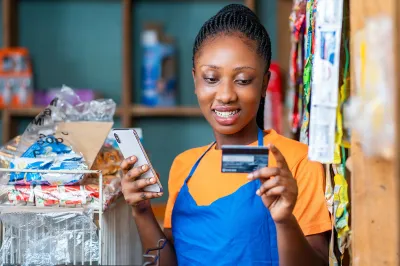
[130,156,136,161]
[150,177,155,183]
[247,173,253,179]
[256,189,260,196]
[157,192,163,196]
[142,165,148,171]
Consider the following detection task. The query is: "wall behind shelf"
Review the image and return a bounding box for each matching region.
[18,0,123,103]
[0,0,278,203]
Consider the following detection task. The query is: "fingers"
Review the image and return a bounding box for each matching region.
[120,156,137,171]
[268,144,289,170]
[125,164,150,181]
[123,175,156,191]
[121,176,163,205]
[247,167,281,181]
[256,176,283,196]
[256,175,298,198]
[123,191,163,206]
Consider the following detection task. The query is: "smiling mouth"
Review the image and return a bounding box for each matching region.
[213,109,241,118]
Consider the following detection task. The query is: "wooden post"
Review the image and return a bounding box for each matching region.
[1,110,10,144]
[350,0,400,265]
[122,0,133,127]
[244,0,256,12]
[2,0,17,48]
[276,0,293,137]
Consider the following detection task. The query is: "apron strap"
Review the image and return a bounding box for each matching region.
[257,128,264,146]
[186,142,216,180]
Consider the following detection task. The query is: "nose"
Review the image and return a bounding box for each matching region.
[215,81,238,104]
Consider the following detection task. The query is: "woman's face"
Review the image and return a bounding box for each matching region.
[193,34,268,135]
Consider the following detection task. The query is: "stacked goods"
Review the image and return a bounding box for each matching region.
[0,86,123,210]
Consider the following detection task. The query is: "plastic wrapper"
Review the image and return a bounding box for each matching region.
[7,185,35,206]
[34,185,60,207]
[0,210,99,265]
[0,136,21,170]
[2,85,116,185]
[0,183,117,210]
[58,185,87,207]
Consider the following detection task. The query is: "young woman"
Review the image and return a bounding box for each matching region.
[121,4,331,266]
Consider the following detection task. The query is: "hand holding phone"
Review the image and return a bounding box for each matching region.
[120,156,163,209]
[113,129,163,194]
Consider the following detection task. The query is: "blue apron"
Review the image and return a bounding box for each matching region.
[172,129,279,265]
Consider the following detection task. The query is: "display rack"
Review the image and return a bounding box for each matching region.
[0,0,256,144]
[0,168,105,265]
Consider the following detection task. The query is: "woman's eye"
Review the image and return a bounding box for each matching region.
[204,77,219,84]
[236,79,252,85]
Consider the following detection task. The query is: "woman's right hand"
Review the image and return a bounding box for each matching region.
[120,156,163,213]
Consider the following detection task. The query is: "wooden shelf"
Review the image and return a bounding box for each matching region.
[131,105,203,117]
[3,106,124,117]
[1,105,203,118]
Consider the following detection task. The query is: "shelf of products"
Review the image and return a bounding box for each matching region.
[131,104,202,117]
[0,0,255,144]
[3,106,125,117]
[1,105,202,118]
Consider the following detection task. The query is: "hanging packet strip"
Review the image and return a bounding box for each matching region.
[308,0,344,163]
[333,164,350,259]
[288,0,307,134]
[299,0,315,144]
[333,5,350,164]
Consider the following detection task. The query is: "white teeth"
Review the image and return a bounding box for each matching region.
[214,110,239,118]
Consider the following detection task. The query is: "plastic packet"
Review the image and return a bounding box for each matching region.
[0,210,99,265]
[0,136,21,169]
[7,185,35,206]
[5,85,116,185]
[34,185,60,207]
[58,185,87,207]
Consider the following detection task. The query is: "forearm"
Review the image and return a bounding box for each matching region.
[276,215,327,266]
[133,208,178,266]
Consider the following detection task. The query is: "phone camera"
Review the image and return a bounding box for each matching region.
[114,133,121,144]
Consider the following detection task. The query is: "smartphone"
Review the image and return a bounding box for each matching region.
[113,128,163,193]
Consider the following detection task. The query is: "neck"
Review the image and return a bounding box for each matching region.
[214,120,260,149]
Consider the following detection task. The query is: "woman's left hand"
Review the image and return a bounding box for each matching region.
[247,144,298,224]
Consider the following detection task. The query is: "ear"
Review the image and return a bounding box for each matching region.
[192,68,197,94]
[261,71,271,97]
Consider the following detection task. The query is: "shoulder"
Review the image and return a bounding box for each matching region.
[168,145,210,187]
[269,132,309,171]
[273,134,324,183]
[172,145,209,167]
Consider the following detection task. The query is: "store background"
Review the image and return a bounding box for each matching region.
[0,0,278,202]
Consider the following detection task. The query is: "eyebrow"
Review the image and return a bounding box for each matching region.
[200,64,220,69]
[200,65,256,71]
[233,66,256,71]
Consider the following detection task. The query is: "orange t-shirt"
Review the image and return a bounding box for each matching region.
[164,129,331,236]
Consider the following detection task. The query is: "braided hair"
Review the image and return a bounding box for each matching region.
[192,4,272,129]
